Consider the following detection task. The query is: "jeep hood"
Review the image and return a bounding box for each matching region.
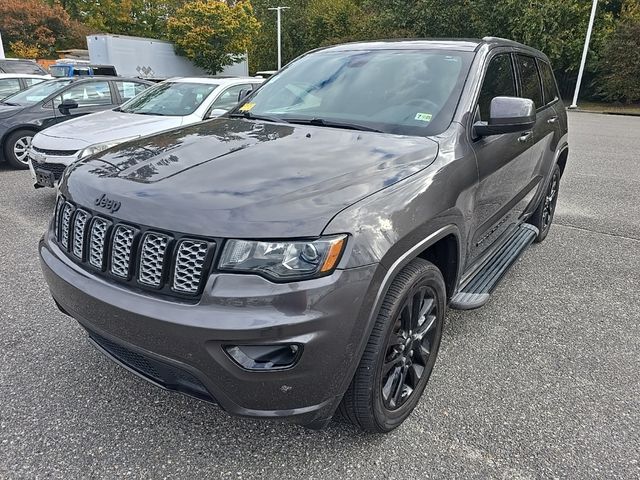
[62,118,439,238]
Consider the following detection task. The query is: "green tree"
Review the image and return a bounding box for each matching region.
[167,0,260,74]
[597,0,640,102]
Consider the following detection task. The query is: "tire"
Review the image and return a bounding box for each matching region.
[528,164,561,243]
[3,129,35,170]
[338,258,446,433]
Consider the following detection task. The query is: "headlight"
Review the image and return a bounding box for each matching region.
[219,235,347,281]
[78,136,140,159]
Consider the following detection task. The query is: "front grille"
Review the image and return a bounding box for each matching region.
[110,225,136,278]
[88,331,214,403]
[173,240,209,293]
[53,196,215,299]
[139,233,170,287]
[32,146,78,157]
[33,162,67,180]
[72,209,90,259]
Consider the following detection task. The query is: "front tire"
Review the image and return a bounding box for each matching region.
[528,164,561,243]
[339,258,446,432]
[4,129,35,170]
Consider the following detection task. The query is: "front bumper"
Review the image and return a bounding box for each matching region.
[29,153,76,188]
[39,229,383,427]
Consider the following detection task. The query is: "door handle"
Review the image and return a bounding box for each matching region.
[518,131,533,143]
[547,116,558,124]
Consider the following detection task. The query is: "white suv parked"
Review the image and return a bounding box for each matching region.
[29,76,263,188]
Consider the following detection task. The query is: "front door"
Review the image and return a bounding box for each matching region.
[468,52,536,266]
[52,80,115,125]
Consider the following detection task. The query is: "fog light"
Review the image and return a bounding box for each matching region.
[225,344,302,370]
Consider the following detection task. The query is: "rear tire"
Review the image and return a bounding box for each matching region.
[528,164,561,243]
[338,258,446,432]
[3,129,35,170]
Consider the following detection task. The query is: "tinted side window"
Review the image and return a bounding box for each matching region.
[478,54,516,121]
[537,60,559,105]
[516,55,543,108]
[0,79,22,98]
[0,60,46,74]
[53,81,113,107]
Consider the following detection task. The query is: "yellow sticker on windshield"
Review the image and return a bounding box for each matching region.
[239,102,256,112]
[415,112,433,122]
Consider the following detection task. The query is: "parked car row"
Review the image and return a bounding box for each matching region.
[0,74,263,174]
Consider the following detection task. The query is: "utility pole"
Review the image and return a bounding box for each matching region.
[570,0,599,109]
[0,31,5,59]
[268,6,289,70]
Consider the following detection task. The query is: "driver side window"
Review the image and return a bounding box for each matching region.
[478,54,516,121]
[53,81,112,108]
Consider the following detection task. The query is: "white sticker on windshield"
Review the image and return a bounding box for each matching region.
[415,112,433,122]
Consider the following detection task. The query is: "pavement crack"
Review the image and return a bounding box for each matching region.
[554,222,640,243]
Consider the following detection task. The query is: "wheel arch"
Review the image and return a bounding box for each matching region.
[1,124,40,153]
[556,146,569,178]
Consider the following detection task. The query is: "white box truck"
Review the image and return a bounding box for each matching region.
[86,34,249,80]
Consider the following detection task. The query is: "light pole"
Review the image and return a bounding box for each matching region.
[268,6,289,70]
[570,0,599,109]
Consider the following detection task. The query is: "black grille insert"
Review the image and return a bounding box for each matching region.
[52,196,216,299]
[89,331,214,403]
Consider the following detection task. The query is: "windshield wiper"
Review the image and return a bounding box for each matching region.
[1,101,20,106]
[283,117,382,133]
[228,111,287,123]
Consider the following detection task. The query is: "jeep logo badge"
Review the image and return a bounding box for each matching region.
[94,193,121,214]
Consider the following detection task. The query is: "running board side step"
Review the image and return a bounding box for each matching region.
[450,224,538,310]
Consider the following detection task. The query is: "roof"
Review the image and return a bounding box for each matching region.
[315,37,547,58]
[0,73,49,79]
[164,76,263,85]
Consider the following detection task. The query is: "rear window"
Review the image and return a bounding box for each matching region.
[537,59,559,105]
[515,55,543,109]
[0,60,46,75]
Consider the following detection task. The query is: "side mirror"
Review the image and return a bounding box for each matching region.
[58,98,79,114]
[237,89,252,102]
[473,96,535,137]
[207,108,228,119]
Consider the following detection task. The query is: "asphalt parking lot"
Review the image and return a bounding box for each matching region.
[1,111,638,479]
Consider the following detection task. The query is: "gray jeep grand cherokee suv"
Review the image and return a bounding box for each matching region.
[40,38,568,432]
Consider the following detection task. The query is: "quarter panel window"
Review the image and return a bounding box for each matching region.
[24,78,45,87]
[537,60,559,105]
[477,54,516,121]
[115,81,148,101]
[516,55,543,109]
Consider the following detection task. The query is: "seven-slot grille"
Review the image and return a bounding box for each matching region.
[53,197,214,297]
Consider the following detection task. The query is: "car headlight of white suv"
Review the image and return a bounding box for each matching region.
[78,136,140,159]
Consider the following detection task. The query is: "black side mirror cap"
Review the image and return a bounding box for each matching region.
[474,96,536,137]
[58,99,79,114]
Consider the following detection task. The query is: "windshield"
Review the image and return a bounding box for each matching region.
[236,49,474,136]
[119,82,218,116]
[3,79,73,105]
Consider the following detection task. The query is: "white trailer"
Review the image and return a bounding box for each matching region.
[86,34,249,80]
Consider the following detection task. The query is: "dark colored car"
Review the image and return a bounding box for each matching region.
[0,59,48,75]
[0,76,152,169]
[40,38,569,432]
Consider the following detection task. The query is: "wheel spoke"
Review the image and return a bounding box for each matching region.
[382,365,402,403]
[382,355,402,377]
[407,363,424,387]
[392,365,408,407]
[415,313,436,341]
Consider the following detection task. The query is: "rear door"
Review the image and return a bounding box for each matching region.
[51,80,116,124]
[514,54,562,216]
[468,51,536,265]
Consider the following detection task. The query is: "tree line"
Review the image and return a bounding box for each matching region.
[1,0,638,103]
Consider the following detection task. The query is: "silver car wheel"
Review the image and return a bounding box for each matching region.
[13,135,33,165]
